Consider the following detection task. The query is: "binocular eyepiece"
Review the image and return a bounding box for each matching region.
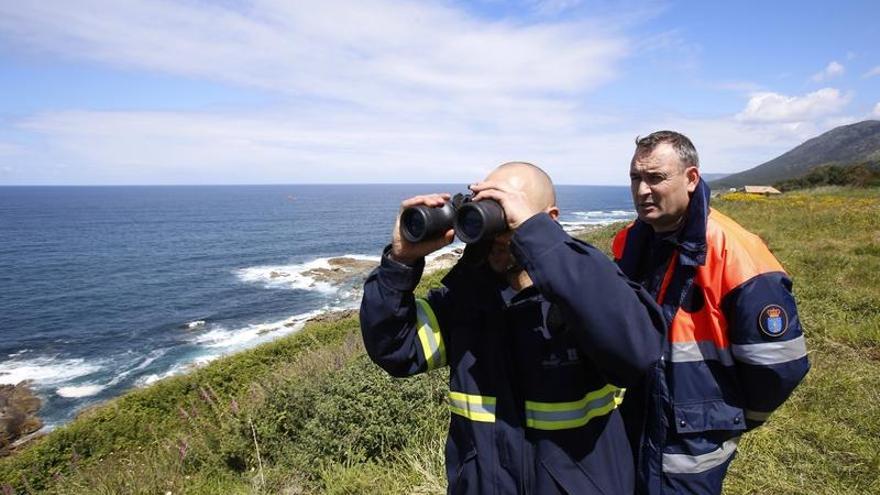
[401,193,507,244]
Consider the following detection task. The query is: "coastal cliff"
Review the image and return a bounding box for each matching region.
[2,189,878,494]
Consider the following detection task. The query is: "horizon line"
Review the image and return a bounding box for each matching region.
[0,182,633,187]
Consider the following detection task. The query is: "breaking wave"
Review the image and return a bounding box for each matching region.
[560,210,634,232]
[235,254,381,293]
[0,356,104,386]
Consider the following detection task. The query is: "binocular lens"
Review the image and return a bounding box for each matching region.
[401,209,427,242]
[456,208,484,244]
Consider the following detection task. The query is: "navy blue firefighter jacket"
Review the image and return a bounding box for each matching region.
[360,213,666,494]
[613,179,810,494]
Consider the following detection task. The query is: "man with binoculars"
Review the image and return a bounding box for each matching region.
[360,162,665,494]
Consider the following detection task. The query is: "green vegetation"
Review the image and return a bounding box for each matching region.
[2,187,879,494]
[774,162,880,191]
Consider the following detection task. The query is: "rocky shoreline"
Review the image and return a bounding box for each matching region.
[0,382,42,456]
[1,228,605,455]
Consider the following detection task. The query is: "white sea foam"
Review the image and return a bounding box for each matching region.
[0,356,104,386]
[56,384,106,398]
[236,259,344,293]
[107,348,170,386]
[336,253,382,262]
[185,320,206,329]
[569,210,634,222]
[135,310,325,388]
[136,362,191,387]
[561,210,635,232]
[192,310,322,349]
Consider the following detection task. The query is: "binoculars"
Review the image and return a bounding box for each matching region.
[401,193,507,244]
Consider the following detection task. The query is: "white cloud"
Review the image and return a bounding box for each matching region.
[15,104,844,185]
[811,61,845,82]
[0,0,626,104]
[735,88,851,123]
[0,0,861,185]
[16,108,639,184]
[642,116,847,173]
[864,66,880,78]
[873,103,880,118]
[0,0,646,184]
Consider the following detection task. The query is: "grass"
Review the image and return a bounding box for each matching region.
[1,187,878,494]
[711,187,880,494]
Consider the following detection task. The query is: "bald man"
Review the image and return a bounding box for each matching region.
[360,162,664,494]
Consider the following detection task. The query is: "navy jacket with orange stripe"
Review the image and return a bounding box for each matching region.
[361,213,665,494]
[613,179,810,494]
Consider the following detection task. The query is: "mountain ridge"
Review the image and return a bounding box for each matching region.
[711,120,880,189]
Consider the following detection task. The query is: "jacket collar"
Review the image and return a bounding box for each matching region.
[617,178,711,278]
[676,177,710,267]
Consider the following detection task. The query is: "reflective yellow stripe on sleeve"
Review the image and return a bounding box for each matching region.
[415,298,446,371]
[448,391,497,423]
[525,384,624,430]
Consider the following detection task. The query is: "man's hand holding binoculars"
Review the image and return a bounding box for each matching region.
[469,180,540,230]
[389,180,544,266]
[390,193,455,265]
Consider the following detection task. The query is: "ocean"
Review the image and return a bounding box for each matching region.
[0,184,634,429]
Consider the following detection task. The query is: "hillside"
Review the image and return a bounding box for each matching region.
[712,120,880,189]
[2,187,879,494]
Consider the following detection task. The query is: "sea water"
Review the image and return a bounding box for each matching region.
[0,184,634,428]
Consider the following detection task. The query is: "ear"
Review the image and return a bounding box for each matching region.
[685,166,700,193]
[546,206,560,220]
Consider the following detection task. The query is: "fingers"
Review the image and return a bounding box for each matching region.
[471,188,504,203]
[392,227,454,264]
[470,180,514,194]
[400,193,451,209]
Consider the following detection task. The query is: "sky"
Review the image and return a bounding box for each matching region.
[0,0,878,185]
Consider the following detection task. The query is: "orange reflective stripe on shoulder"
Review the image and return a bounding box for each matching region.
[669,209,785,349]
[611,222,634,260]
[707,209,785,295]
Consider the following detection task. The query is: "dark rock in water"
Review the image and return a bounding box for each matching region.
[0,381,43,456]
[303,257,377,286]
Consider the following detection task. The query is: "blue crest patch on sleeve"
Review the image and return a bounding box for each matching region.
[758,304,789,338]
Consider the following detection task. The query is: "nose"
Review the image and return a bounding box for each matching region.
[636,178,652,199]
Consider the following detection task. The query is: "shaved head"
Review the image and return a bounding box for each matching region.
[486,161,557,211]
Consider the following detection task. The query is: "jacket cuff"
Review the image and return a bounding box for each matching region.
[511,213,569,263]
[377,244,425,292]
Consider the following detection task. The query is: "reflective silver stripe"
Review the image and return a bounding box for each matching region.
[526,391,615,422]
[448,392,496,423]
[525,385,623,430]
[670,341,735,366]
[731,335,807,366]
[415,298,446,370]
[662,438,740,474]
[745,409,772,422]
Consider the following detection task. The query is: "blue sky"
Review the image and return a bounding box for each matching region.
[1,0,878,185]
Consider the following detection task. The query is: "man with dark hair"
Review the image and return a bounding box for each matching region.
[614,131,810,494]
[360,162,665,493]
